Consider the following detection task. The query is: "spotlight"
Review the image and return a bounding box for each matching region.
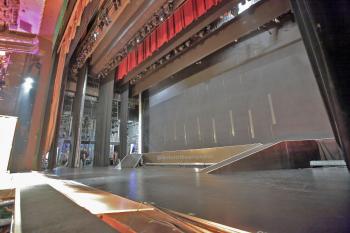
[25,77,34,84]
[93,32,99,40]
[23,77,34,92]
[198,31,205,38]
[159,11,165,22]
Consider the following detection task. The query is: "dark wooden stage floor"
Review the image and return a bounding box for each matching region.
[50,166,350,233]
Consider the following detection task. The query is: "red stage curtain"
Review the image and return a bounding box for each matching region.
[116,0,223,80]
[195,0,206,17]
[182,0,195,27]
[118,57,128,80]
[137,43,144,64]
[144,36,152,58]
[157,21,168,48]
[150,30,157,53]
[167,15,175,40]
[128,49,137,71]
[174,8,184,34]
[204,0,215,9]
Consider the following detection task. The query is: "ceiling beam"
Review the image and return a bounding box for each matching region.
[132,0,291,96]
[0,30,38,53]
[122,0,240,85]
[90,0,169,74]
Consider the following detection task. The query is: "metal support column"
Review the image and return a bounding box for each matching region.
[141,91,149,153]
[291,0,350,170]
[138,92,142,154]
[68,65,88,168]
[93,72,114,167]
[48,69,68,169]
[119,85,129,160]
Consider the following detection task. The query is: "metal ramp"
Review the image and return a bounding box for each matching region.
[205,140,327,174]
[199,143,272,173]
[120,154,143,168]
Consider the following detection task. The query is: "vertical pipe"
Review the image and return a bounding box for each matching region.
[94,72,114,166]
[119,85,129,159]
[68,65,88,168]
[138,92,143,154]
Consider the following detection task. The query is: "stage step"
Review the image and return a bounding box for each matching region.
[207,140,325,174]
[120,154,143,168]
[142,144,261,165]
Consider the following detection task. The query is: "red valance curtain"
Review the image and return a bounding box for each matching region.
[183,0,195,27]
[195,0,206,17]
[127,49,137,71]
[167,15,175,40]
[144,36,152,58]
[137,43,144,64]
[150,30,158,53]
[117,57,128,80]
[173,8,184,34]
[157,21,169,48]
[116,0,221,80]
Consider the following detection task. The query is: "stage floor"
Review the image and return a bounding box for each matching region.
[50,166,350,233]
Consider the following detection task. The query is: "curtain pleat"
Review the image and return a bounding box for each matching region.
[150,30,157,53]
[167,15,175,40]
[137,43,144,64]
[182,0,195,26]
[157,21,169,48]
[174,8,184,34]
[195,0,207,17]
[128,49,137,71]
[144,36,152,58]
[205,0,215,9]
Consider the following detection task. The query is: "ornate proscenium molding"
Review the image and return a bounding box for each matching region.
[96,0,179,78]
[0,52,10,90]
[72,0,125,75]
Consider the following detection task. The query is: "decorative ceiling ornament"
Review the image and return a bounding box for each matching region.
[0,52,10,90]
[59,0,92,55]
[112,0,121,9]
[0,0,20,31]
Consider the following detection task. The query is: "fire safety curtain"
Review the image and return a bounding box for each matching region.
[117,0,221,80]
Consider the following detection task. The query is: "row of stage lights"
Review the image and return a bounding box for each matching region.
[129,0,262,84]
[101,0,260,81]
[98,0,177,78]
